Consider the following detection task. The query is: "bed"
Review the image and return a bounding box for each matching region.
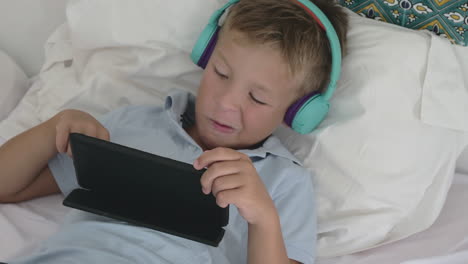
[1,0,467,263]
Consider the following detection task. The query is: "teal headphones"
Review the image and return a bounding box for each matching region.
[191,0,342,134]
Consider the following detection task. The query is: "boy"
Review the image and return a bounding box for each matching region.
[0,0,348,263]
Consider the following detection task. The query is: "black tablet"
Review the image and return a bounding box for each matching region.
[63,133,229,247]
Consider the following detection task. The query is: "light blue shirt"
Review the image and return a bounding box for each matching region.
[11,89,317,264]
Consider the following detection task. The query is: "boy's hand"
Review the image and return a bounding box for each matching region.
[55,109,110,157]
[194,147,277,225]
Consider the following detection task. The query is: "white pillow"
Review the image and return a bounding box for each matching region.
[0,0,67,77]
[66,0,223,53]
[277,10,468,257]
[0,50,29,121]
[457,147,468,175]
[1,0,467,259]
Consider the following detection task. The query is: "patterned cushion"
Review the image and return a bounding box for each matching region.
[337,0,468,46]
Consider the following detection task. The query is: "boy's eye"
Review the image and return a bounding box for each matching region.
[214,67,229,80]
[249,92,266,105]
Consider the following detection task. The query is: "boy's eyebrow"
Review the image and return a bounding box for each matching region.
[216,50,232,71]
[217,49,271,93]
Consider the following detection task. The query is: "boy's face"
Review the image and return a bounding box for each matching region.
[191,30,299,150]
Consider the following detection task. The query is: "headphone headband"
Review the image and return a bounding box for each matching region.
[292,0,341,101]
[190,0,239,67]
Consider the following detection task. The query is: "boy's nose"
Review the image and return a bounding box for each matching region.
[217,87,243,112]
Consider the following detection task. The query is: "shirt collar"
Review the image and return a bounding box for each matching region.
[165,89,196,127]
[164,89,301,165]
[238,136,302,166]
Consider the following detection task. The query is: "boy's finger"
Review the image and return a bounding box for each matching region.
[55,125,70,153]
[66,143,73,157]
[215,188,242,208]
[194,147,247,170]
[200,160,241,194]
[97,128,110,141]
[211,174,242,197]
[84,125,99,139]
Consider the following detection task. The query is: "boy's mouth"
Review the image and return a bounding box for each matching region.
[210,119,235,134]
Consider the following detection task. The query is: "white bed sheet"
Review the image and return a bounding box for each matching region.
[317,172,468,264]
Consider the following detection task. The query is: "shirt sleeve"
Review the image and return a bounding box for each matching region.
[274,165,317,264]
[47,108,126,196]
[48,151,78,196]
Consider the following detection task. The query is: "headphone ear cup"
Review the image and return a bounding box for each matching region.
[191,25,220,68]
[290,95,329,134]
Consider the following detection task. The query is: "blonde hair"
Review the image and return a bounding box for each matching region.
[221,0,349,97]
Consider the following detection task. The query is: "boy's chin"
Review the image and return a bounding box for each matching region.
[197,126,268,150]
[200,135,264,151]
[198,134,241,150]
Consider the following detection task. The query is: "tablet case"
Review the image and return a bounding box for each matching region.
[63,133,229,247]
